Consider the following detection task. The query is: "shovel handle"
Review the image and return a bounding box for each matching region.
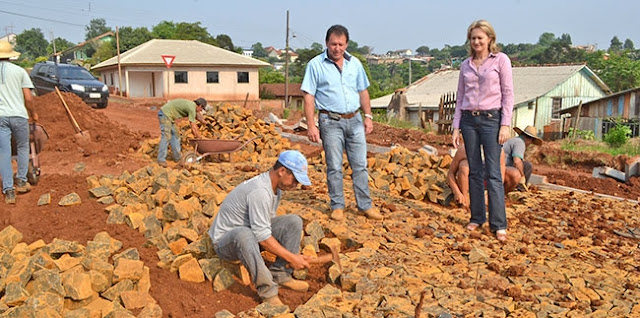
[55,87,82,133]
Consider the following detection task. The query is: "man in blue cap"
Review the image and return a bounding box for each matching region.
[208,150,312,306]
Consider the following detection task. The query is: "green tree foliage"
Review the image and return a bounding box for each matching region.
[259,67,285,84]
[348,40,371,55]
[623,39,635,50]
[85,18,112,40]
[151,21,176,39]
[215,34,235,51]
[538,32,556,46]
[15,28,48,60]
[251,42,268,58]
[118,26,153,52]
[609,36,623,52]
[91,41,116,64]
[587,51,640,92]
[174,22,217,45]
[46,37,74,55]
[416,45,430,55]
[289,43,323,82]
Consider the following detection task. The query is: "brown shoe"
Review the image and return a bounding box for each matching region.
[279,278,309,292]
[262,295,284,306]
[15,180,31,194]
[330,209,344,221]
[158,161,168,168]
[4,189,16,204]
[359,207,383,220]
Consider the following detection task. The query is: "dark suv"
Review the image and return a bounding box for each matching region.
[30,62,109,108]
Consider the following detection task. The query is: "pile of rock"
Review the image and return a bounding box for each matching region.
[0,225,160,317]
[138,105,294,162]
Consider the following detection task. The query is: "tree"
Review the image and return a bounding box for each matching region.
[558,33,572,46]
[259,67,285,84]
[47,37,74,55]
[15,28,48,60]
[251,42,268,58]
[623,39,635,50]
[152,21,176,39]
[118,26,153,52]
[416,45,430,55]
[215,34,235,51]
[174,22,216,45]
[609,36,623,52]
[91,41,116,64]
[587,51,640,92]
[310,42,323,52]
[538,32,556,47]
[85,18,112,40]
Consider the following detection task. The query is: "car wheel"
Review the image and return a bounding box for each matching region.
[96,101,108,108]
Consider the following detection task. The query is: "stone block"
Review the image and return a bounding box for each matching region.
[0,225,23,251]
[54,254,82,272]
[4,281,29,306]
[213,267,234,292]
[119,290,156,310]
[58,192,82,206]
[37,193,51,206]
[113,259,144,283]
[138,303,163,318]
[101,279,134,301]
[179,258,205,283]
[62,270,93,301]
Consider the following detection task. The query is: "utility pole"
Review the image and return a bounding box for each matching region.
[408,57,412,86]
[116,26,123,97]
[284,10,290,108]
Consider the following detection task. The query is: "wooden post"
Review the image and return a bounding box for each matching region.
[116,26,123,97]
[571,101,583,140]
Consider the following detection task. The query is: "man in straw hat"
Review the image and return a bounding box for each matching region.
[503,125,543,193]
[0,41,38,204]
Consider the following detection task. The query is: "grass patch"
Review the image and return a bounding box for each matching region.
[560,138,640,156]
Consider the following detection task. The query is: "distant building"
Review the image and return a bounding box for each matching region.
[56,31,114,63]
[242,49,254,57]
[91,39,270,101]
[0,33,16,45]
[259,83,304,108]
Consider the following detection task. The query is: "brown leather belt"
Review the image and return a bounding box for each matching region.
[319,110,358,119]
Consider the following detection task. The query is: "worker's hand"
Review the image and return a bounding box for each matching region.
[452,129,461,149]
[454,192,469,207]
[288,254,311,270]
[307,125,320,143]
[517,176,529,192]
[364,117,373,134]
[31,112,39,123]
[498,125,510,145]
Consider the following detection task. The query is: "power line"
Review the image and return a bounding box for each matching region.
[0,9,84,27]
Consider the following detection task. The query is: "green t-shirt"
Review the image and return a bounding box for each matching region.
[160,99,197,122]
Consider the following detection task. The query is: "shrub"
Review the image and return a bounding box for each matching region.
[568,128,595,140]
[604,123,632,148]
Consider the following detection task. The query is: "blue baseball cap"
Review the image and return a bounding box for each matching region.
[278,150,311,186]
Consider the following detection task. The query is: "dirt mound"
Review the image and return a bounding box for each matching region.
[31,92,147,175]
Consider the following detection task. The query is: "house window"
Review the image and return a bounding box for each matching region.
[237,71,249,83]
[110,73,114,85]
[296,100,302,108]
[174,71,188,83]
[551,97,562,120]
[207,71,219,83]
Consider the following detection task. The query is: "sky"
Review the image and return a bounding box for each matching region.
[1,0,639,54]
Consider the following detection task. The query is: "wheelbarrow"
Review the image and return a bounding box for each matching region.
[180,135,261,167]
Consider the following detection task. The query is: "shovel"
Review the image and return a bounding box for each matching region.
[55,87,91,143]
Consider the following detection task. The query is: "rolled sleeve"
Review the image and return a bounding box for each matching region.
[301,62,317,96]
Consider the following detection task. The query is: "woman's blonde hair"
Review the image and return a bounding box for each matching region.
[466,20,499,57]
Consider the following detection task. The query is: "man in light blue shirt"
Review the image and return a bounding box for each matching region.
[0,42,38,204]
[302,24,382,221]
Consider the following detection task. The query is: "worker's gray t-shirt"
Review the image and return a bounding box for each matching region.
[503,136,526,167]
[208,172,281,245]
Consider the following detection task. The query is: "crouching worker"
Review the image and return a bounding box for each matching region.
[208,150,312,306]
[503,126,542,193]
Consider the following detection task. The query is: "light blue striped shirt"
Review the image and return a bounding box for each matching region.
[301,50,370,114]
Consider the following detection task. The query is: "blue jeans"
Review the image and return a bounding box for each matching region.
[213,214,302,300]
[318,113,372,211]
[0,117,29,193]
[157,110,181,163]
[460,110,507,231]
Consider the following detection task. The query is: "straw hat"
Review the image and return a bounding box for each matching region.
[0,42,20,59]
[513,125,543,145]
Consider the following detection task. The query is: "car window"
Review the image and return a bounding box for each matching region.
[36,65,46,76]
[59,67,96,80]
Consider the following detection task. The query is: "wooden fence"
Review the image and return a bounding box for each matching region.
[437,92,456,134]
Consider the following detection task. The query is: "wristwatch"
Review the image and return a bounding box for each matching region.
[364,113,373,120]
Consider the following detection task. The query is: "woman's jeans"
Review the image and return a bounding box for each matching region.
[157,110,181,163]
[213,214,302,300]
[318,112,372,211]
[0,116,29,193]
[460,109,507,231]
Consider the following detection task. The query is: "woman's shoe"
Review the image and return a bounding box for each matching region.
[496,230,507,242]
[466,223,480,231]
